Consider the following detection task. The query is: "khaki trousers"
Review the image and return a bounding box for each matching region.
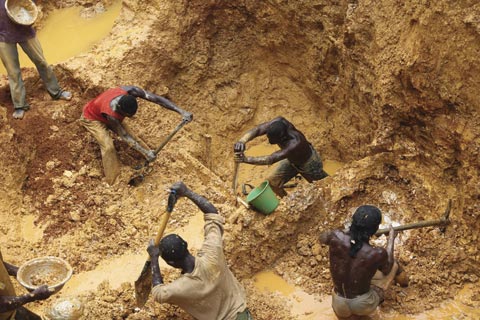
[80,115,120,185]
[0,37,62,110]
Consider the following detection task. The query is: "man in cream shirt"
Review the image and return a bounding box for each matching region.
[147,181,252,320]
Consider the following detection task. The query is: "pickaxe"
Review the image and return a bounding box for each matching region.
[375,199,452,236]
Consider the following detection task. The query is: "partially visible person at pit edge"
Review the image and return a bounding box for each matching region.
[0,0,72,120]
[0,248,54,320]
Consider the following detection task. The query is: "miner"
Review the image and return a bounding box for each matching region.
[320,205,408,318]
[0,249,54,319]
[0,0,72,120]
[147,182,252,320]
[80,86,192,184]
[233,116,328,197]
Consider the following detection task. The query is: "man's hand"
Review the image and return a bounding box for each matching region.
[170,181,188,197]
[234,152,246,163]
[31,285,53,301]
[234,141,246,153]
[145,150,156,162]
[388,224,397,240]
[182,112,193,123]
[147,239,161,259]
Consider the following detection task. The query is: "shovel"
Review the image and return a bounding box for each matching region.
[129,119,189,186]
[375,199,452,236]
[134,190,178,307]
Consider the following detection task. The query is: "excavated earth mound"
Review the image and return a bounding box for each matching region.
[0,0,478,319]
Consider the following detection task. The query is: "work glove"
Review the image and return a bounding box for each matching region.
[233,141,246,153]
[32,285,54,300]
[145,150,156,162]
[147,239,161,259]
[170,181,188,197]
[234,152,246,163]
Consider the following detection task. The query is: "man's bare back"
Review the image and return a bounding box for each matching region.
[323,230,389,298]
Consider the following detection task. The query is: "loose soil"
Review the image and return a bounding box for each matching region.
[0,0,479,319]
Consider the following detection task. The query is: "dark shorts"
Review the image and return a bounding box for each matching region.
[236,308,253,320]
[267,145,328,188]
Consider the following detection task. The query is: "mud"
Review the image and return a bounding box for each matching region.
[0,0,479,319]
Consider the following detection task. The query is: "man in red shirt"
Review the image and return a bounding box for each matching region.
[80,86,192,184]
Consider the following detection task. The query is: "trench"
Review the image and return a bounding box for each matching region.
[0,1,479,320]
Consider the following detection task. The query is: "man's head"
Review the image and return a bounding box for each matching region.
[266,120,287,144]
[349,205,382,257]
[117,95,138,117]
[159,234,189,268]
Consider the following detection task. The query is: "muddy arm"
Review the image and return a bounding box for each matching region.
[0,286,52,313]
[234,117,284,152]
[121,86,192,121]
[147,240,164,287]
[106,115,154,160]
[170,182,217,214]
[3,262,18,277]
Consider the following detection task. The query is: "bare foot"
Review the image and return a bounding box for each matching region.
[58,91,72,101]
[13,109,25,119]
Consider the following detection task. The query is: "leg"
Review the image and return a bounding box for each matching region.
[80,117,121,184]
[0,42,29,116]
[15,306,42,320]
[266,159,298,198]
[19,37,64,99]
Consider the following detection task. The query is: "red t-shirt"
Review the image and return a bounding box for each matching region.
[82,87,127,124]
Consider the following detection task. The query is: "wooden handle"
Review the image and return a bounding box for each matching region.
[153,119,188,156]
[232,161,240,193]
[375,199,452,236]
[145,210,172,262]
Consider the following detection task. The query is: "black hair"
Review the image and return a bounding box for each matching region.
[118,95,138,116]
[266,120,287,143]
[349,205,382,257]
[160,234,188,262]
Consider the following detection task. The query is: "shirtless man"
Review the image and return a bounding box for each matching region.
[0,250,54,320]
[233,116,328,197]
[147,182,251,320]
[80,86,192,184]
[320,205,406,319]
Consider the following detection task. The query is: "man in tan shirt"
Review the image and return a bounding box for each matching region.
[147,182,252,320]
[0,249,54,320]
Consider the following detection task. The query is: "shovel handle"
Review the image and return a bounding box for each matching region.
[375,200,452,236]
[153,119,189,157]
[148,191,177,260]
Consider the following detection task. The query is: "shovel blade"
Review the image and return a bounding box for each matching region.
[134,260,153,307]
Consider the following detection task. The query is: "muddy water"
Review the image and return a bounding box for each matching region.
[254,271,480,319]
[0,1,121,75]
[237,143,343,190]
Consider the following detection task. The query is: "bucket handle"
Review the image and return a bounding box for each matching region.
[242,183,255,196]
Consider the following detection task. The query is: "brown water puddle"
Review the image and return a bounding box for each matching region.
[254,271,480,319]
[0,1,122,75]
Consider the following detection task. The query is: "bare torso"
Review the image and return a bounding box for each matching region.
[327,230,388,298]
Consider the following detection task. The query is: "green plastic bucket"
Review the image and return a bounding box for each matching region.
[246,181,279,215]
